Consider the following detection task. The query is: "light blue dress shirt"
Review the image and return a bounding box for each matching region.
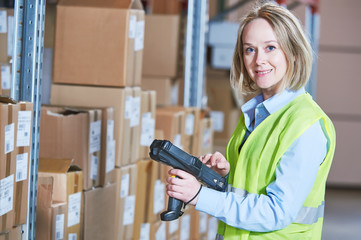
[195,88,328,232]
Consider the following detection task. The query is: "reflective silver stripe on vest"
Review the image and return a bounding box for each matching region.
[294,201,325,225]
[216,234,224,240]
[227,184,324,225]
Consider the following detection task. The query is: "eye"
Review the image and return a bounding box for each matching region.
[266,45,276,51]
[244,47,255,54]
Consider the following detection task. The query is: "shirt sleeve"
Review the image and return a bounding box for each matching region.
[195,120,328,232]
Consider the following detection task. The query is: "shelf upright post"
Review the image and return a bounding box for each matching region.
[305,0,320,99]
[11,0,46,239]
[184,0,208,108]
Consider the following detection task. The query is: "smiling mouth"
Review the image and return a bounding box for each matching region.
[256,69,272,74]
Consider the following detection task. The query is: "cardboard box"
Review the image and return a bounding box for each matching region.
[1,63,11,95]
[155,107,185,149]
[150,0,183,14]
[36,176,67,240]
[0,226,21,240]
[39,105,102,190]
[38,158,83,240]
[114,165,138,240]
[82,183,117,240]
[139,91,156,160]
[142,14,180,77]
[0,8,14,63]
[0,98,19,233]
[142,77,177,106]
[53,0,144,87]
[193,117,214,157]
[207,71,242,141]
[191,209,209,240]
[13,102,33,226]
[327,118,361,186]
[50,84,141,167]
[317,52,361,115]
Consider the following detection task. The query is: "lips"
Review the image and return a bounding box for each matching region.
[256,69,272,76]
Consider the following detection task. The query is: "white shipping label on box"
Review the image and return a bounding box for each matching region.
[107,120,114,141]
[0,174,14,216]
[153,180,165,214]
[180,214,191,240]
[89,120,101,153]
[68,192,81,227]
[125,96,132,120]
[68,233,77,240]
[208,217,219,240]
[135,20,145,51]
[155,222,166,240]
[90,155,99,180]
[130,96,140,127]
[140,112,155,146]
[0,10,7,33]
[55,214,65,240]
[203,128,211,149]
[123,195,136,226]
[1,65,11,90]
[140,223,150,240]
[120,173,130,198]
[169,218,179,234]
[17,111,32,147]
[210,111,224,132]
[173,134,183,150]
[129,15,137,39]
[16,153,28,182]
[7,16,14,57]
[199,212,208,234]
[4,123,14,154]
[185,114,195,135]
[106,139,115,173]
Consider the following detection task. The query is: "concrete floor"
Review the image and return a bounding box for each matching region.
[322,187,361,240]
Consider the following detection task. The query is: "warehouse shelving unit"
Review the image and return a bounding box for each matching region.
[10,0,46,239]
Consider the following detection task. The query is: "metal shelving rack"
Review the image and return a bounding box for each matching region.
[11,0,46,239]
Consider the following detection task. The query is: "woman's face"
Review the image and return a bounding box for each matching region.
[242,18,288,100]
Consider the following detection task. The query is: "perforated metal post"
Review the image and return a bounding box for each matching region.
[12,0,46,239]
[184,0,208,108]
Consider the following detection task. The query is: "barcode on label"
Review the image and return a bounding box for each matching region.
[5,143,10,153]
[17,172,22,180]
[56,232,60,239]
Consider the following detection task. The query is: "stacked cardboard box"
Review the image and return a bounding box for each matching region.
[38,158,83,240]
[0,97,33,235]
[316,0,361,187]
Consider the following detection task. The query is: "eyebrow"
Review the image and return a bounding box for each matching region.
[243,40,278,46]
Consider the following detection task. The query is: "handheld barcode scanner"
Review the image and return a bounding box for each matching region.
[149,139,227,221]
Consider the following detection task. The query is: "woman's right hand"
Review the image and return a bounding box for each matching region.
[199,152,230,177]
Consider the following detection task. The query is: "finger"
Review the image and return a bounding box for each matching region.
[170,169,194,180]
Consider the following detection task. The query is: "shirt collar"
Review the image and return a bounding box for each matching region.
[241,88,306,128]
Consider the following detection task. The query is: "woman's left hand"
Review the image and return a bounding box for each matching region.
[166,169,201,206]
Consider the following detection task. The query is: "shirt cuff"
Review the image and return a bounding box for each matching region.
[195,186,224,215]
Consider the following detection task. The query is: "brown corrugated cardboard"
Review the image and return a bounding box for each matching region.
[194,117,214,157]
[39,105,102,190]
[0,226,21,240]
[139,91,156,160]
[38,158,83,239]
[155,107,185,149]
[13,101,33,226]
[53,0,144,87]
[82,183,117,240]
[50,84,141,167]
[150,0,183,14]
[0,97,19,234]
[141,77,175,106]
[36,176,67,240]
[114,165,138,240]
[150,221,167,240]
[0,8,14,63]
[142,14,180,77]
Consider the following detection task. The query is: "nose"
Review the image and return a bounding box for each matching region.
[255,50,266,65]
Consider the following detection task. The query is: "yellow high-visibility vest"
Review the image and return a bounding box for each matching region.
[217,93,336,240]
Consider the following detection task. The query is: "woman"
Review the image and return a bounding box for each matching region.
[166,2,336,239]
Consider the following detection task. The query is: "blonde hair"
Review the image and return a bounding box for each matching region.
[231,1,313,95]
